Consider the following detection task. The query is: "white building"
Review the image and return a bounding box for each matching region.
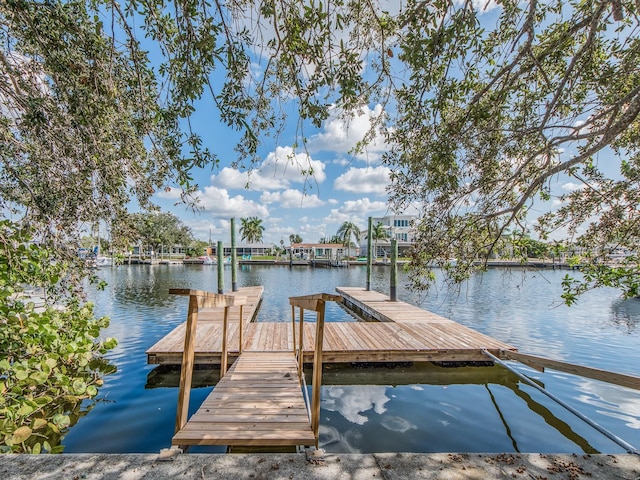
[286,243,347,260]
[360,215,417,258]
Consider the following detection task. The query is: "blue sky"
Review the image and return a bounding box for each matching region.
[153,102,400,245]
[139,1,620,247]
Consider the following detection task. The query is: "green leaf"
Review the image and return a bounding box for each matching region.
[32,418,48,430]
[16,404,35,416]
[72,379,87,395]
[30,371,49,385]
[85,385,98,397]
[52,414,71,429]
[11,426,32,444]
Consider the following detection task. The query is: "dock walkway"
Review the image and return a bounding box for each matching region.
[172,351,315,448]
[147,286,515,365]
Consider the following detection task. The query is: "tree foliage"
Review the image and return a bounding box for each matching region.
[5,0,636,302]
[370,222,389,258]
[384,0,640,299]
[128,212,193,255]
[337,221,361,257]
[0,221,116,453]
[240,217,265,244]
[289,234,303,244]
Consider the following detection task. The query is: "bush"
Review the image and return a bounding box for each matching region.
[0,221,116,453]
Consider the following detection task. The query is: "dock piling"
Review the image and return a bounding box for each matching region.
[366,217,373,291]
[217,240,224,294]
[390,239,398,301]
[231,218,238,291]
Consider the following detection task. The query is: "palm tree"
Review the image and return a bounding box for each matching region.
[336,221,361,258]
[371,222,389,259]
[240,217,265,243]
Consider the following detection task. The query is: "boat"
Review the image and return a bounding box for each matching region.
[94,256,113,267]
[199,256,216,265]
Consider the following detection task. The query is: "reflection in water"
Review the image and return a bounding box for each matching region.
[380,415,417,433]
[60,265,640,454]
[611,298,640,333]
[574,378,640,430]
[321,386,390,425]
[316,367,601,454]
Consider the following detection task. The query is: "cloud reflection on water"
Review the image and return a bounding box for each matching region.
[321,386,390,425]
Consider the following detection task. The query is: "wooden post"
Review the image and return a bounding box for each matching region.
[231,218,238,291]
[217,240,224,294]
[390,238,398,301]
[175,294,199,433]
[311,301,325,445]
[298,307,304,381]
[238,304,244,354]
[220,306,229,377]
[291,305,297,357]
[366,217,373,291]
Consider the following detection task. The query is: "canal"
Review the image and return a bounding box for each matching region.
[61,264,640,454]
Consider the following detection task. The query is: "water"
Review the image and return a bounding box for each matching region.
[61,264,640,454]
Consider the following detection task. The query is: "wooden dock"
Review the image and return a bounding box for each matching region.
[147,286,516,365]
[147,286,263,364]
[172,351,315,447]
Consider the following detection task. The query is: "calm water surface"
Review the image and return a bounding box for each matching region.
[61,264,640,454]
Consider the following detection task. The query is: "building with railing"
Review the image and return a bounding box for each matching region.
[360,215,417,258]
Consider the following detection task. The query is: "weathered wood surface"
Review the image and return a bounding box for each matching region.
[146,286,263,363]
[502,350,640,391]
[172,351,315,447]
[148,286,515,365]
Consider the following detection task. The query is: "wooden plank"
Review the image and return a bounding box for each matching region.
[169,288,247,308]
[502,350,640,391]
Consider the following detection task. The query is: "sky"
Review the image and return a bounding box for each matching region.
[138,3,410,246]
[153,103,401,246]
[133,1,621,247]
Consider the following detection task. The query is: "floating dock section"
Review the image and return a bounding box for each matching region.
[146,286,516,365]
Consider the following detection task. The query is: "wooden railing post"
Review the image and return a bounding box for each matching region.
[291,304,297,356]
[175,294,199,433]
[288,293,342,447]
[221,306,229,377]
[298,307,304,381]
[238,304,244,354]
[311,300,325,445]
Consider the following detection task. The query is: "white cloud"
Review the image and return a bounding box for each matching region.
[306,104,388,162]
[260,189,325,208]
[155,187,183,200]
[561,182,585,191]
[325,198,388,225]
[211,146,326,191]
[194,186,269,218]
[334,166,391,195]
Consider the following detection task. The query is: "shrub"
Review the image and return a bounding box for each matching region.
[0,221,116,453]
